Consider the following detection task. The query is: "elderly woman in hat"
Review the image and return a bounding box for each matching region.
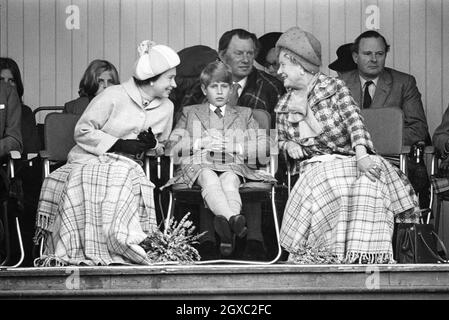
[35,41,180,267]
[275,27,419,264]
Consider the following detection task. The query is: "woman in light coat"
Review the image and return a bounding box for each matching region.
[35,41,179,266]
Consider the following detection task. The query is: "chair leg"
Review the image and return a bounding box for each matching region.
[435,197,442,236]
[164,192,175,232]
[0,200,10,266]
[10,217,24,268]
[270,187,282,263]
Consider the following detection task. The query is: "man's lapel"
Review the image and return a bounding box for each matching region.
[372,69,392,108]
[345,71,363,107]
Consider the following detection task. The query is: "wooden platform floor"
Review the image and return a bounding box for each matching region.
[1,263,449,299]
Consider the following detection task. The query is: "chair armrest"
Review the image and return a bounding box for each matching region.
[424,146,435,155]
[401,146,411,154]
[9,150,21,160]
[39,150,50,159]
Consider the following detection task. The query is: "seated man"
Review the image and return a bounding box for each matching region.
[340,30,431,209]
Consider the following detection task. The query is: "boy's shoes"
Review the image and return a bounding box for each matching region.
[198,241,219,260]
[242,239,267,261]
[213,215,234,256]
[229,214,248,238]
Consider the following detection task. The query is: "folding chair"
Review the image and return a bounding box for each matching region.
[165,109,281,264]
[33,106,64,157]
[0,150,25,268]
[362,108,435,223]
[35,113,80,256]
[39,112,80,177]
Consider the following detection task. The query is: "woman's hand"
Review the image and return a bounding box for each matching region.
[357,154,381,182]
[286,141,305,160]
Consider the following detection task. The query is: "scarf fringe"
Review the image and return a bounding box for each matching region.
[343,251,396,264]
[35,213,52,231]
[34,255,69,267]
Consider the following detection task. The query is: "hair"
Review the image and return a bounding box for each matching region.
[199,61,233,87]
[277,48,310,74]
[0,57,24,100]
[78,59,119,97]
[218,28,260,56]
[133,73,162,87]
[352,30,390,53]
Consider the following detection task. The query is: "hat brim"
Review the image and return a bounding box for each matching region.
[256,32,282,65]
[328,59,357,72]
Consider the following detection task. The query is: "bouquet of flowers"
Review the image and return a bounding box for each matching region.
[142,213,206,264]
[288,239,340,264]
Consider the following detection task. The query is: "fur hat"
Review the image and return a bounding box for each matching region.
[134,40,180,80]
[328,43,357,73]
[276,26,321,74]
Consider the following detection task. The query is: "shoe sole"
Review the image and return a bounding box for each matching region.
[231,216,248,238]
[214,215,234,256]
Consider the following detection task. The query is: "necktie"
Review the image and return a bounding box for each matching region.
[228,83,241,106]
[363,80,373,109]
[214,106,223,118]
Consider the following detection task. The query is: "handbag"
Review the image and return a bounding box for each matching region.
[395,222,448,263]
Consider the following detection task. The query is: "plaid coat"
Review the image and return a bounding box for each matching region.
[164,104,275,188]
[276,73,375,174]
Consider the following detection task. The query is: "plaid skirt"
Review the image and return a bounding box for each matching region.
[280,155,419,264]
[34,154,157,266]
[164,149,276,188]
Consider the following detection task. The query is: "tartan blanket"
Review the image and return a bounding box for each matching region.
[430,175,449,195]
[34,153,157,266]
[280,155,419,264]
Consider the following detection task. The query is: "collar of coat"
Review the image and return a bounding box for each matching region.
[191,103,240,130]
[122,78,164,110]
[275,72,339,113]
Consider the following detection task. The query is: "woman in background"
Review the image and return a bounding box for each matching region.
[63,59,120,115]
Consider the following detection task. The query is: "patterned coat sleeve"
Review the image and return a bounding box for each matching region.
[334,80,374,153]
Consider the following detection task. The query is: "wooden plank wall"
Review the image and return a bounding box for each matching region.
[0,0,446,129]
[1,0,449,241]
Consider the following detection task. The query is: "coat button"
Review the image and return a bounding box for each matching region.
[133,129,139,134]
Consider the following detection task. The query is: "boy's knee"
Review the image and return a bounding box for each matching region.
[220,172,240,186]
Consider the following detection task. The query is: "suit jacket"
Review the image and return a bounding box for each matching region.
[0,82,22,157]
[63,96,91,115]
[178,68,285,128]
[340,68,430,146]
[167,104,268,162]
[433,105,449,157]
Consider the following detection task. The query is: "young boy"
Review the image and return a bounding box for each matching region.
[165,61,275,259]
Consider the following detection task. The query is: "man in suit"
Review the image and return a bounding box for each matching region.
[340,30,431,208]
